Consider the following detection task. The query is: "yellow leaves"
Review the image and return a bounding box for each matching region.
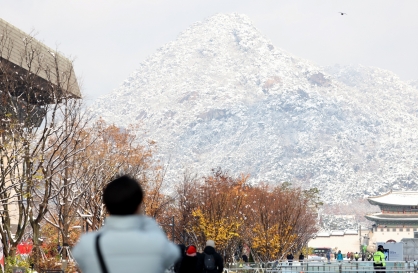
[251,223,297,260]
[192,208,242,250]
[171,169,318,261]
[251,223,280,258]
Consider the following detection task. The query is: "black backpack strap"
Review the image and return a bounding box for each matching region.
[95,233,109,273]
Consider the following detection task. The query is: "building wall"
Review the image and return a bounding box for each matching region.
[308,234,361,254]
[370,227,416,243]
[0,142,23,233]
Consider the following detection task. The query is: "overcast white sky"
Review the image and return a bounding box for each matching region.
[1,0,417,103]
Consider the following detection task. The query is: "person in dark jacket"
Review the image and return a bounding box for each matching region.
[179,245,199,273]
[287,253,294,266]
[174,244,187,273]
[198,240,223,273]
[299,253,304,262]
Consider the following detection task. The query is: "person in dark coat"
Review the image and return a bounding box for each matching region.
[286,253,294,266]
[174,244,187,273]
[179,245,199,273]
[242,254,248,263]
[197,240,223,273]
[299,253,304,262]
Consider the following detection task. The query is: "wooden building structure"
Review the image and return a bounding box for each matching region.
[366,191,418,242]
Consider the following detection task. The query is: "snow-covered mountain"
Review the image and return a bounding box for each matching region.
[91,13,418,204]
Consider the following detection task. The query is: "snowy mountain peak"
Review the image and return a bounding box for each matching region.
[92,14,418,204]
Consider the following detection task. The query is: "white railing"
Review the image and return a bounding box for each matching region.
[224,260,418,273]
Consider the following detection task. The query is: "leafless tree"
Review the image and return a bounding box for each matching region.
[0,21,83,263]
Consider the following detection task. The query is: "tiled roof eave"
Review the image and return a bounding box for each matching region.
[365,215,418,221]
[367,191,418,206]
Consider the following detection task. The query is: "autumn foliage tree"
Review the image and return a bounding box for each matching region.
[72,120,156,229]
[189,169,248,257]
[243,183,319,261]
[171,170,320,262]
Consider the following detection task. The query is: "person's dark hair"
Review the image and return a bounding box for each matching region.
[103,175,143,215]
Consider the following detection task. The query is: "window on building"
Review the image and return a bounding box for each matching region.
[414,228,418,232]
[400,228,403,232]
[381,228,384,232]
[407,228,410,231]
[393,228,397,232]
[387,228,390,232]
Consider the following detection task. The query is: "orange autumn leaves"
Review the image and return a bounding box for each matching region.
[172,169,319,261]
[37,118,318,263]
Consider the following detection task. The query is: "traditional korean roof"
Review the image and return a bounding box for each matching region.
[0,18,81,103]
[367,191,418,206]
[365,213,418,222]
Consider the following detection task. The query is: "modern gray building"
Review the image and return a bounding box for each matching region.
[0,17,81,127]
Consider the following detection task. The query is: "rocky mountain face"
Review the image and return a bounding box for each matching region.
[91,13,418,204]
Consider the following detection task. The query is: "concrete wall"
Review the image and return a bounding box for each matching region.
[308,234,361,254]
[369,228,416,244]
[308,228,416,256]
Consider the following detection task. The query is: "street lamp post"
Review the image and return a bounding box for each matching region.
[171,216,175,242]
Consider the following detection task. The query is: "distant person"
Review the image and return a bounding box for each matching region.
[347,252,350,259]
[337,250,343,262]
[361,252,365,261]
[242,254,248,263]
[350,252,354,262]
[174,244,187,273]
[373,245,386,273]
[198,240,223,273]
[299,253,304,262]
[354,252,359,261]
[179,245,199,273]
[287,253,294,266]
[73,175,180,273]
[326,251,331,263]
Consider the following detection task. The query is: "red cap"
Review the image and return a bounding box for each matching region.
[187,245,196,255]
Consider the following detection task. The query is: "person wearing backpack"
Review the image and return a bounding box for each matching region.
[198,240,223,273]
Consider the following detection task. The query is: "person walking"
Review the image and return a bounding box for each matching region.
[198,240,223,273]
[373,245,386,273]
[287,253,294,266]
[299,253,304,263]
[337,250,343,262]
[174,244,187,273]
[326,251,331,263]
[179,245,199,273]
[73,175,180,273]
[354,252,359,261]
